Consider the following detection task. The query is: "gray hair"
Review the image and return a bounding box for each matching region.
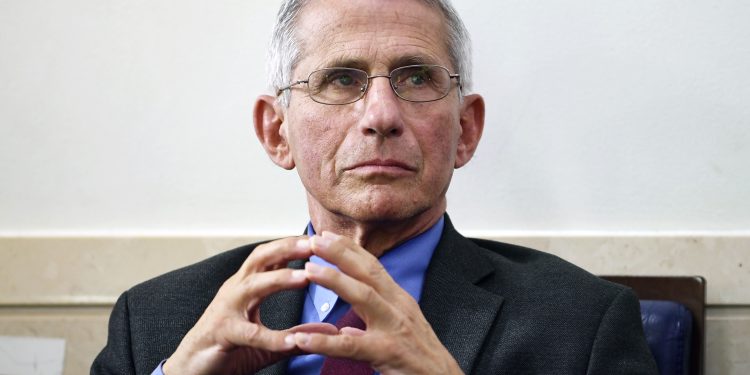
[267,0,473,106]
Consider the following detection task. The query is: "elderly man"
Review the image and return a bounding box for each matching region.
[92,0,658,374]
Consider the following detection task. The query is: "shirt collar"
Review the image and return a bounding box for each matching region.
[306,216,444,321]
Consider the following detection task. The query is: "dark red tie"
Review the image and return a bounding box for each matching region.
[319,308,373,375]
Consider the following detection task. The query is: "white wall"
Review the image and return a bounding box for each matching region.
[1,0,749,235]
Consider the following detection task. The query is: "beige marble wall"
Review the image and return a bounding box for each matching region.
[1,235,748,374]
[0,307,110,375]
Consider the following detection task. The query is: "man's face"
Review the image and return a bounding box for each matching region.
[281,0,472,223]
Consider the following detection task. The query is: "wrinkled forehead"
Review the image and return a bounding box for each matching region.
[293,0,452,73]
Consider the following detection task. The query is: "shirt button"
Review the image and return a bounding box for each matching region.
[320,302,330,312]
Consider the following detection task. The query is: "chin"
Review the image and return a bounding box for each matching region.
[339,194,434,223]
[347,206,421,223]
[310,183,447,224]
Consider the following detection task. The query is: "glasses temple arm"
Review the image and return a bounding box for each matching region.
[276,80,308,96]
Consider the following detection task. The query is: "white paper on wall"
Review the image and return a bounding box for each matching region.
[0,336,65,375]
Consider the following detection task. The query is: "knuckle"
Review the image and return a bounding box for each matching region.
[240,256,262,274]
[366,261,386,280]
[386,311,418,338]
[380,340,400,360]
[242,323,261,343]
[241,272,260,289]
[361,286,379,305]
[339,334,361,357]
[370,333,407,367]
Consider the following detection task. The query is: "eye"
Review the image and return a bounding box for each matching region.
[327,71,358,87]
[394,66,432,88]
[409,72,428,85]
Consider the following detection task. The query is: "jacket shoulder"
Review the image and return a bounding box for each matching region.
[459,238,656,373]
[467,237,626,299]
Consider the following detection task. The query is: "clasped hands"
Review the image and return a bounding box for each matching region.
[163,232,462,375]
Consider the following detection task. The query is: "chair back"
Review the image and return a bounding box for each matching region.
[601,276,705,375]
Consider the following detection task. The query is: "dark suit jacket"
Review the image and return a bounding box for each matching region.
[92,216,658,374]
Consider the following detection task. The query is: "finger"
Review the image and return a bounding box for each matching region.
[310,232,395,293]
[230,268,309,307]
[220,322,355,373]
[303,262,393,322]
[224,320,337,352]
[240,236,313,273]
[339,327,366,336]
[264,323,341,358]
[224,318,298,352]
[287,322,339,335]
[223,319,338,359]
[224,322,341,368]
[292,331,374,363]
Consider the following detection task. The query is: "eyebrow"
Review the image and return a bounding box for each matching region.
[318,55,441,71]
[319,57,369,70]
[390,55,438,68]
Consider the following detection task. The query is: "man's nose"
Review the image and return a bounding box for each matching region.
[357,76,404,138]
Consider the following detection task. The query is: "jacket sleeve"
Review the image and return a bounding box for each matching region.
[91,291,137,375]
[586,287,660,375]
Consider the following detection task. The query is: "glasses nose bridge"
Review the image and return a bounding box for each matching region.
[362,73,395,97]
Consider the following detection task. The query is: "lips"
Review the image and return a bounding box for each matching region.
[345,159,417,173]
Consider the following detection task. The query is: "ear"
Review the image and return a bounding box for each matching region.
[454,93,485,168]
[253,95,295,170]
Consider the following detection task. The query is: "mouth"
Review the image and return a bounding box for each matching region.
[345,159,417,175]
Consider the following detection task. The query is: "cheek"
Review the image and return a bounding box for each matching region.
[417,115,461,169]
[288,109,349,177]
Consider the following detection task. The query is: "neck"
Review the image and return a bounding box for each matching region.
[307,198,446,258]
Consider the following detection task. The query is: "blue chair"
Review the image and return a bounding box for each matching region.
[602,276,705,375]
[641,300,693,375]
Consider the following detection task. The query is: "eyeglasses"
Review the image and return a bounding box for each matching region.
[276,64,461,105]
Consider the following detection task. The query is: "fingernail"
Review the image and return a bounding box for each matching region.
[296,238,310,250]
[284,334,295,347]
[294,332,310,346]
[305,261,323,275]
[291,269,306,281]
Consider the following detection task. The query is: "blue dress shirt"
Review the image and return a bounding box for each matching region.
[151,217,443,375]
[287,217,443,374]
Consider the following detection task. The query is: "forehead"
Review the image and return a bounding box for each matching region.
[294,0,451,72]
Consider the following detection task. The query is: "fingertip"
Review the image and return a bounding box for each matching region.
[294,332,311,347]
[304,261,323,276]
[310,234,332,251]
[284,334,296,348]
[290,269,307,281]
[296,238,310,251]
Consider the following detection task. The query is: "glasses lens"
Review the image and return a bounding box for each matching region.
[391,65,451,102]
[307,68,368,104]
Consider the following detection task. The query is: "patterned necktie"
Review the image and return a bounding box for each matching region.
[319,308,374,375]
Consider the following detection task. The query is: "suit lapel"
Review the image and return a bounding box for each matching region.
[419,217,504,374]
[257,259,307,375]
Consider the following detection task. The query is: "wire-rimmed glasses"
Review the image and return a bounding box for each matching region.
[276,64,461,105]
